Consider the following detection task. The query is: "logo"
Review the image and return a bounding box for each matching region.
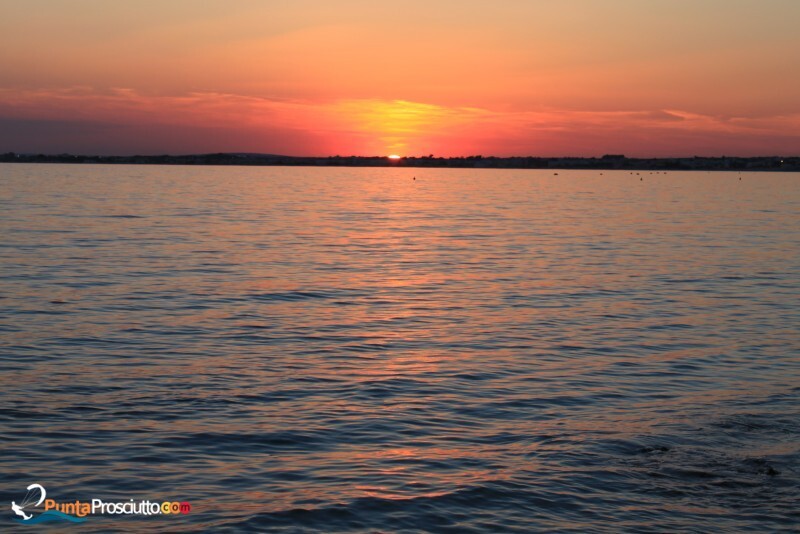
[10,483,190,524]
[10,484,80,524]
[11,484,46,521]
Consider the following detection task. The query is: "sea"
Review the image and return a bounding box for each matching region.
[1,164,798,532]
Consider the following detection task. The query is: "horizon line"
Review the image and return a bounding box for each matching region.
[3,151,798,160]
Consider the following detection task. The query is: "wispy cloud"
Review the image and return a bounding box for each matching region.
[1,87,798,156]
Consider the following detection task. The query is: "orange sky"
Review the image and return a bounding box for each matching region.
[1,0,799,156]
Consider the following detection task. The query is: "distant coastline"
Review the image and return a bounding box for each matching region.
[1,152,798,171]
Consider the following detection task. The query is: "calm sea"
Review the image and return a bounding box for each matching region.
[1,164,798,532]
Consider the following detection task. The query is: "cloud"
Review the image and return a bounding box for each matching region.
[0,87,798,156]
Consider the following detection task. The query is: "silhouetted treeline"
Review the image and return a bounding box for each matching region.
[1,152,798,171]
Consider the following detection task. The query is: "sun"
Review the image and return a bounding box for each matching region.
[387,154,402,160]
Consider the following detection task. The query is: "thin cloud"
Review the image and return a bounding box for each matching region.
[0,87,797,156]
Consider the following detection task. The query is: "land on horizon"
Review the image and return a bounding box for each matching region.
[3,2,800,531]
[2,152,798,171]
[3,3,800,163]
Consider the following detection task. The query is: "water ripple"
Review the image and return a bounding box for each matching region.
[1,165,798,532]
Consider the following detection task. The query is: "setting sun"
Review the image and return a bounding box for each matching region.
[2,2,798,156]
[2,2,799,532]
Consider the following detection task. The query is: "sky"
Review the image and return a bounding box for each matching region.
[1,0,799,157]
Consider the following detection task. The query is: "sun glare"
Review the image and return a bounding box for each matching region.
[388,154,401,160]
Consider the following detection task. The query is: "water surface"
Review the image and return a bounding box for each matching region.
[1,164,798,532]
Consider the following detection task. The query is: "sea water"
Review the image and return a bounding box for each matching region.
[1,164,798,531]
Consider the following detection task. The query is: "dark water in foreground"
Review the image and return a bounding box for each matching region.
[1,164,798,532]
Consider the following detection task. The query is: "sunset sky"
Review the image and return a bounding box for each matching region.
[1,0,799,157]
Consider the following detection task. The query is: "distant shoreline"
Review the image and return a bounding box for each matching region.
[2,152,798,171]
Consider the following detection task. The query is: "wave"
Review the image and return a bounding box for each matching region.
[17,510,86,524]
